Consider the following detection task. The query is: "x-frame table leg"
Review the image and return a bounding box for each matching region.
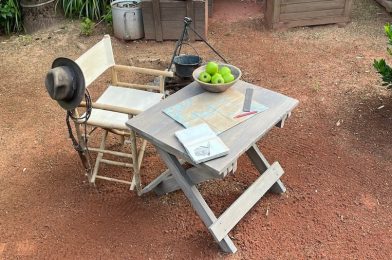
[154,144,286,253]
[155,147,238,253]
[246,144,286,194]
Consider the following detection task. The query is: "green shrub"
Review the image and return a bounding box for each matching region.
[0,0,22,35]
[374,23,392,89]
[80,17,94,36]
[57,0,109,21]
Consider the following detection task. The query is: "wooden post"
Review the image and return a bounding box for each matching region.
[91,130,108,183]
[111,67,118,85]
[152,0,163,41]
[186,0,195,42]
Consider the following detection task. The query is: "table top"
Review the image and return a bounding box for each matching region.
[126,80,299,176]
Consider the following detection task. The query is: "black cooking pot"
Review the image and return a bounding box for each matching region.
[173,55,202,78]
[172,43,202,78]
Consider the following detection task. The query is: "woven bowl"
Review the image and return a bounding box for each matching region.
[192,64,242,93]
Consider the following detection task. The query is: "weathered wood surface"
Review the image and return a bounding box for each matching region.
[374,0,392,12]
[156,147,238,253]
[280,0,345,13]
[153,165,226,195]
[208,0,213,17]
[246,144,286,193]
[126,80,299,176]
[152,0,163,41]
[208,162,284,242]
[142,0,207,41]
[265,0,352,29]
[127,80,298,253]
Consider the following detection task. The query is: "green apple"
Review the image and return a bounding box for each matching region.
[206,61,219,75]
[223,73,235,83]
[211,73,224,84]
[219,66,231,76]
[198,71,211,83]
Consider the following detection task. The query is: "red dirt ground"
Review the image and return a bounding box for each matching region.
[1,0,392,259]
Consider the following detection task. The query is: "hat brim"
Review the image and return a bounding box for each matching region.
[51,57,85,110]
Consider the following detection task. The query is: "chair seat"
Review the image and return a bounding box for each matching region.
[87,85,163,130]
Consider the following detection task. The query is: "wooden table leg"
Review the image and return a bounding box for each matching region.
[140,163,222,196]
[153,167,223,195]
[246,144,286,194]
[156,147,238,253]
[140,168,172,195]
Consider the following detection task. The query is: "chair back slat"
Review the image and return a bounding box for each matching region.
[75,35,115,87]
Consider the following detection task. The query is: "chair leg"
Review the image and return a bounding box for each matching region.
[130,130,141,194]
[91,130,108,183]
[120,135,125,146]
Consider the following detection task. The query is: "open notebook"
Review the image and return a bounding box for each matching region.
[175,123,229,164]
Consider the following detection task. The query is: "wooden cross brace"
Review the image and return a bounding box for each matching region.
[143,144,286,253]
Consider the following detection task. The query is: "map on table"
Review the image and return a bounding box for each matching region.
[163,88,269,134]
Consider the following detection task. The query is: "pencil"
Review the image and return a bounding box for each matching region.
[233,111,257,118]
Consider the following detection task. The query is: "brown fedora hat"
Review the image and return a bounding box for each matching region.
[45,57,85,110]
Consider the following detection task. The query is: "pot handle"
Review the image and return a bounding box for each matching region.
[124,11,133,40]
[176,43,202,64]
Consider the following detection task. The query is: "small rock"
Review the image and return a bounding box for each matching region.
[76,42,87,51]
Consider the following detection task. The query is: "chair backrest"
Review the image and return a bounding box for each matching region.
[75,35,115,88]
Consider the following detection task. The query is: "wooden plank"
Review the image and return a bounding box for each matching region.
[152,0,163,41]
[208,162,284,242]
[158,6,205,22]
[195,6,206,20]
[280,8,344,21]
[280,0,345,13]
[154,166,224,195]
[142,1,155,39]
[140,169,172,195]
[246,144,269,172]
[142,0,206,40]
[142,17,155,38]
[95,175,133,185]
[246,144,286,193]
[273,15,349,29]
[375,0,392,12]
[205,0,209,37]
[160,7,187,21]
[156,147,237,253]
[264,0,276,29]
[187,0,196,41]
[275,112,290,128]
[161,21,205,39]
[208,0,213,17]
[343,0,353,18]
[273,0,282,23]
[160,0,187,8]
[282,0,336,4]
[126,81,299,176]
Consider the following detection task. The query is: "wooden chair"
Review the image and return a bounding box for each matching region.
[72,35,173,193]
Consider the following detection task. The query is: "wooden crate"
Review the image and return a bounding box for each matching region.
[265,0,353,29]
[374,0,392,12]
[208,0,213,17]
[142,0,207,41]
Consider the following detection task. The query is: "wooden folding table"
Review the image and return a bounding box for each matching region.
[126,80,298,253]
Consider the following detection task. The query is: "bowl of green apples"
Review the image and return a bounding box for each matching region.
[192,61,242,93]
